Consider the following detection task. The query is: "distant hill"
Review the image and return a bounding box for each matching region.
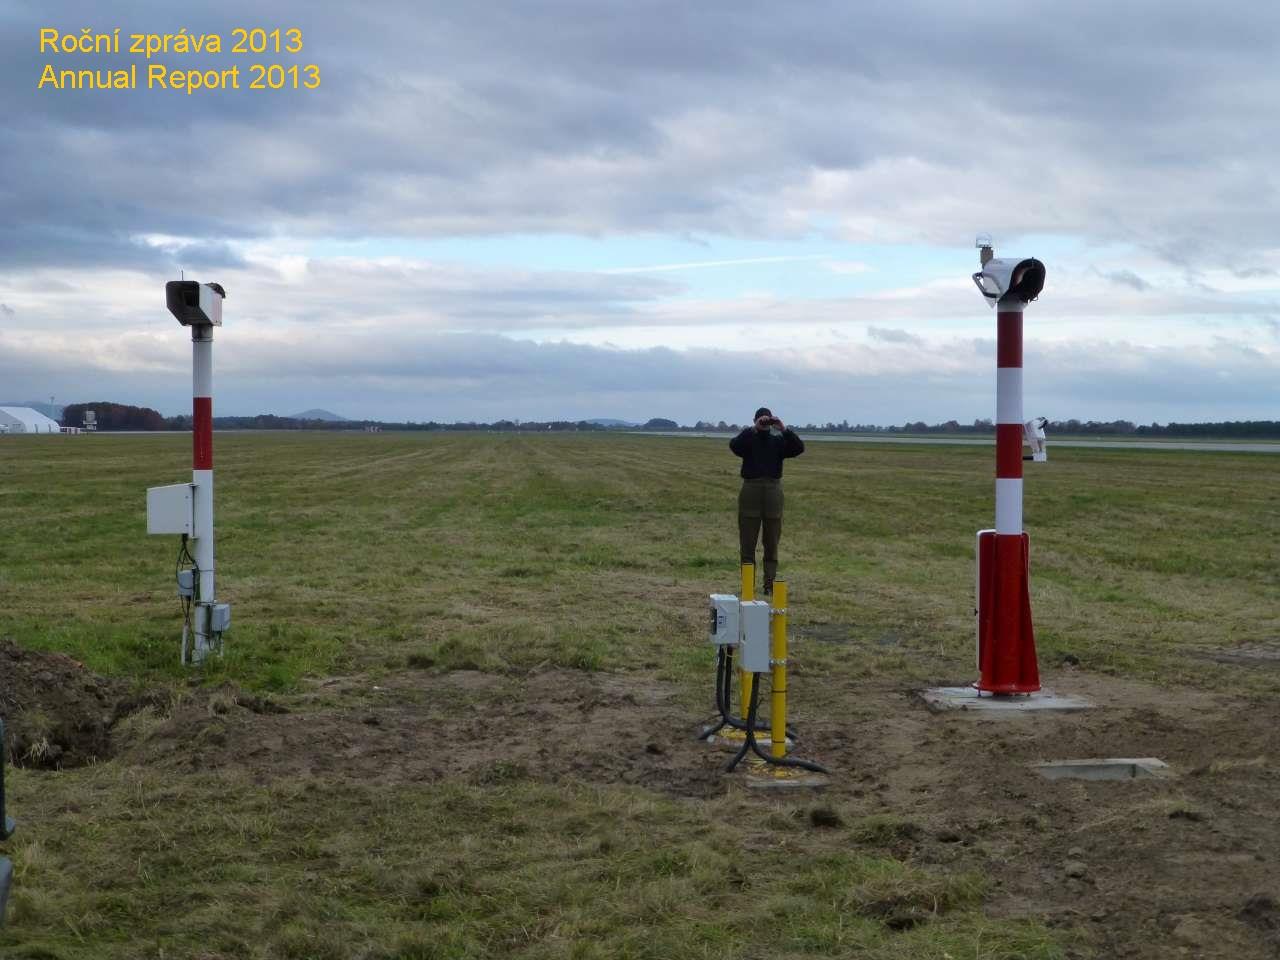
[585,418,638,427]
[291,408,349,422]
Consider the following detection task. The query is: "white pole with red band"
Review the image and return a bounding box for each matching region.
[191,322,217,662]
[155,279,229,665]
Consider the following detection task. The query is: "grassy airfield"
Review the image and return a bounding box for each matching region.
[0,432,1276,959]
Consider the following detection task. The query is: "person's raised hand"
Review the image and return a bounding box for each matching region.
[755,415,772,430]
[772,417,785,431]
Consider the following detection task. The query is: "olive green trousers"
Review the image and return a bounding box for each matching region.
[738,478,783,586]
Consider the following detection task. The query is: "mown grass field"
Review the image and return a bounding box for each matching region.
[0,432,1276,959]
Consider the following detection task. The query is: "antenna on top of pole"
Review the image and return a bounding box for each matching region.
[976,233,994,266]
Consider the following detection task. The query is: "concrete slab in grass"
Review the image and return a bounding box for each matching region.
[1032,758,1171,781]
[742,766,830,790]
[919,686,1094,713]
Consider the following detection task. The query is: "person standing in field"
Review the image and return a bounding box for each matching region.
[730,407,805,596]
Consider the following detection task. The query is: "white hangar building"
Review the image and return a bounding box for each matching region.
[0,406,63,434]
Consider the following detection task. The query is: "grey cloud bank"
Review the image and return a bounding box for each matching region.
[1,1,1277,422]
[1,324,1268,427]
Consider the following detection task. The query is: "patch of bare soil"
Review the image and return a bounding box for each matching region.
[123,669,727,798]
[789,665,1280,960]
[0,639,127,768]
[1190,644,1280,668]
[15,630,1280,958]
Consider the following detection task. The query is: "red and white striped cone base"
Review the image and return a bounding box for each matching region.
[976,299,1040,694]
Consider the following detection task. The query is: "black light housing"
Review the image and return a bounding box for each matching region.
[165,280,225,326]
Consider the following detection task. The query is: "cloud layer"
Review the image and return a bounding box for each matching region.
[2,1,1277,421]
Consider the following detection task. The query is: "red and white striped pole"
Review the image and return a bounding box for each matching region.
[973,249,1044,694]
[190,322,217,663]
[995,299,1025,538]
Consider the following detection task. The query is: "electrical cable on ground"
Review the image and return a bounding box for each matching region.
[176,534,198,664]
[698,645,798,741]
[725,675,827,775]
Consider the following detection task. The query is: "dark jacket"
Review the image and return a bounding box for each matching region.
[730,427,805,479]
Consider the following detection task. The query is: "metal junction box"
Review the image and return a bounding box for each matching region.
[709,594,740,646]
[147,483,194,536]
[210,603,231,633]
[739,600,772,673]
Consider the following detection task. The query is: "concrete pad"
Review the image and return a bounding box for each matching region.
[1032,758,1171,781]
[742,764,830,790]
[919,686,1093,713]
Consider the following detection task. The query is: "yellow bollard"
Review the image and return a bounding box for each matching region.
[739,563,754,716]
[770,580,788,758]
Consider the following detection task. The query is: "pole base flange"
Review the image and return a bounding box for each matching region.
[741,764,830,790]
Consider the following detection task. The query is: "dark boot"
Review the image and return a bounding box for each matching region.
[763,561,777,596]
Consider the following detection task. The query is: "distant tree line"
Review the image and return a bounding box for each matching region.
[166,413,368,431]
[1125,420,1279,438]
[164,415,625,432]
[61,401,166,431]
[59,402,1280,438]
[693,418,1280,438]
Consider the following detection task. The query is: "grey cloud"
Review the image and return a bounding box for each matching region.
[1028,339,1278,422]
[1231,266,1278,280]
[168,242,249,272]
[2,319,1272,426]
[0,257,685,344]
[7,1,1280,269]
[867,326,923,345]
[1101,270,1151,292]
[4,1,1280,425]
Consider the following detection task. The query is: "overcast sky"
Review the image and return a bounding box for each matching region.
[2,0,1277,424]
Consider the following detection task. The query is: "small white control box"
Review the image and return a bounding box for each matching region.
[709,594,739,645]
[147,483,194,536]
[739,600,772,673]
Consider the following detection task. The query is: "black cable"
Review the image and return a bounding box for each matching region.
[718,646,798,738]
[698,644,800,741]
[696,648,729,740]
[721,645,735,713]
[176,534,199,662]
[726,673,828,775]
[717,649,764,731]
[725,674,760,772]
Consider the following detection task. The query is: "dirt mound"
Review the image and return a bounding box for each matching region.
[0,639,126,768]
